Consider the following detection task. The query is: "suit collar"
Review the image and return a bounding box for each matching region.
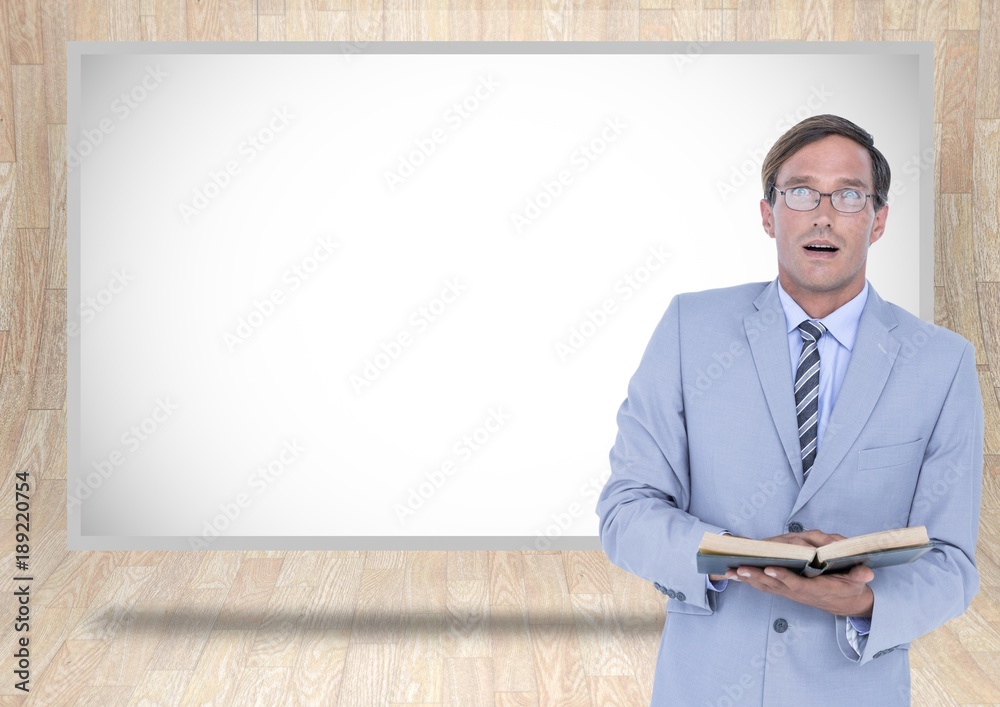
[745,280,900,510]
[745,280,802,484]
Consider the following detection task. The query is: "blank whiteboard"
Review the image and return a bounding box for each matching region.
[68,42,932,549]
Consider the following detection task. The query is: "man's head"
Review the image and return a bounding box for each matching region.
[759,114,891,318]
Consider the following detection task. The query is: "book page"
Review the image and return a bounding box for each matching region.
[698,533,817,562]
[816,526,929,563]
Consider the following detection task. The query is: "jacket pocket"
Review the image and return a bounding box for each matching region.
[858,438,925,471]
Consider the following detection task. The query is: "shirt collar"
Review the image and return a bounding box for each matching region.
[776,278,869,352]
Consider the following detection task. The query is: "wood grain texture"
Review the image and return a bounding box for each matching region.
[1,1,998,704]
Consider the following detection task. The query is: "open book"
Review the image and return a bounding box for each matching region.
[696,526,933,578]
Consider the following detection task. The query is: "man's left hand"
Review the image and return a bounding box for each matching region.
[723,530,875,617]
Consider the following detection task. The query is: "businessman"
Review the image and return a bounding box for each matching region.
[596,114,984,705]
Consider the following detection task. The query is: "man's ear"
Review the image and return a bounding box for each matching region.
[869,203,888,246]
[760,198,775,239]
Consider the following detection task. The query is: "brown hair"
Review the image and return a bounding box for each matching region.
[761,114,891,211]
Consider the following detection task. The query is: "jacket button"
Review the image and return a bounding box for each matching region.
[788,521,804,533]
[653,582,667,595]
[666,589,677,599]
[675,592,686,602]
[773,618,788,633]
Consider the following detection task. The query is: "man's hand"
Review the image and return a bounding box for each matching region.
[719,530,875,617]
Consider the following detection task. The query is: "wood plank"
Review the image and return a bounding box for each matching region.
[12,65,48,228]
[28,640,111,704]
[976,0,1000,118]
[108,0,141,40]
[145,0,187,40]
[286,0,318,40]
[45,124,66,289]
[68,0,109,40]
[228,666,291,705]
[852,0,883,39]
[336,643,398,705]
[217,557,284,628]
[940,30,978,192]
[177,629,252,705]
[34,551,118,607]
[69,566,159,640]
[735,0,770,40]
[88,601,174,687]
[1,229,46,380]
[948,0,978,29]
[937,194,985,357]
[564,551,612,595]
[404,549,448,612]
[521,554,574,623]
[123,669,192,706]
[245,586,312,668]
[258,13,285,40]
[186,0,256,41]
[488,604,537,693]
[0,2,18,161]
[444,580,489,657]
[6,0,44,65]
[586,676,646,707]
[389,612,445,703]
[28,289,65,408]
[148,588,229,670]
[972,120,1000,281]
[443,656,492,706]
[569,592,632,676]
[0,163,16,330]
[349,567,406,643]
[978,282,1000,391]
[286,630,350,705]
[527,623,590,706]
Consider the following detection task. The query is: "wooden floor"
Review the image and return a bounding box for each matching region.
[1,0,999,704]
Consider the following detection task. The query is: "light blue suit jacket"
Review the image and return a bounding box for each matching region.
[597,279,983,706]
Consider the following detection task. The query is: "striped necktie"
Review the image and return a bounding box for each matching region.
[795,320,826,478]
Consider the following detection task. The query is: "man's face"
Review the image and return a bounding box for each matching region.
[760,134,888,313]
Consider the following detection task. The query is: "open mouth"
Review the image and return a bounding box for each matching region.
[804,244,839,253]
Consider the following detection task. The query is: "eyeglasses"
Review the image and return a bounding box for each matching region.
[774,186,874,214]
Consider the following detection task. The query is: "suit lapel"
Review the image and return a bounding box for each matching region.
[744,280,802,487]
[788,286,900,518]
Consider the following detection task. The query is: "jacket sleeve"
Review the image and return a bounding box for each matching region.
[596,294,728,614]
[837,341,984,664]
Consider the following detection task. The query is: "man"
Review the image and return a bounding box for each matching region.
[596,114,983,705]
